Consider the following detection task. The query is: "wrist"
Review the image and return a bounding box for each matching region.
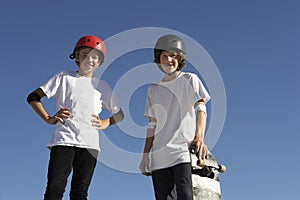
[195,131,204,138]
[142,153,150,158]
[45,116,58,125]
[43,115,50,121]
[194,134,204,144]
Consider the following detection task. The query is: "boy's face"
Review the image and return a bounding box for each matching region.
[76,47,102,77]
[159,51,179,74]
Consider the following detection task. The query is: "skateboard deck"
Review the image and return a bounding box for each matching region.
[189,145,226,200]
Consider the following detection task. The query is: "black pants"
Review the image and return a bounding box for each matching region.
[152,163,193,200]
[44,146,98,200]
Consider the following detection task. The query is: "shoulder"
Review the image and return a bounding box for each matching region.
[53,70,76,78]
[147,82,162,91]
[181,72,207,90]
[180,72,202,86]
[182,72,199,80]
[93,78,113,93]
[93,78,109,87]
[145,83,158,96]
[147,80,159,88]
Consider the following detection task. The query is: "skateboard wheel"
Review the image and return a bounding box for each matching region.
[197,159,205,167]
[218,164,226,173]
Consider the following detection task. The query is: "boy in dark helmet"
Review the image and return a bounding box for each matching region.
[27,35,124,200]
[139,34,210,199]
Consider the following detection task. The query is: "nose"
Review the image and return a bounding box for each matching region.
[167,55,173,62]
[88,55,93,62]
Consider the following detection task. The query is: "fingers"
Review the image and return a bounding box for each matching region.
[91,114,100,128]
[193,141,208,160]
[198,143,208,160]
[91,114,99,119]
[142,172,152,176]
[54,115,65,124]
[139,157,152,176]
[195,142,200,153]
[54,108,71,124]
[91,114,105,130]
[139,163,151,176]
[53,111,105,129]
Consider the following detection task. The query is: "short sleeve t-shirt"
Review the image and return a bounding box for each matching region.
[144,72,210,170]
[40,70,120,151]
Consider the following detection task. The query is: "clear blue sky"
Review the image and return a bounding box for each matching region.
[0,0,299,199]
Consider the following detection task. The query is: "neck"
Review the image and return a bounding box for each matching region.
[77,70,93,78]
[162,71,181,82]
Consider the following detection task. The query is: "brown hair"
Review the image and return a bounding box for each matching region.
[154,49,186,71]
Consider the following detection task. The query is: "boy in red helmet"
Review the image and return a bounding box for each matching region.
[139,34,210,199]
[27,35,124,200]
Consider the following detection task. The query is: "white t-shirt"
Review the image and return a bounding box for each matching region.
[144,72,210,171]
[40,70,120,151]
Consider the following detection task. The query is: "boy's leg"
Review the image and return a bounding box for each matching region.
[173,163,193,200]
[69,148,98,200]
[152,167,176,200]
[44,146,75,200]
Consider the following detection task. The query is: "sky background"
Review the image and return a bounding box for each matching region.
[0,0,299,199]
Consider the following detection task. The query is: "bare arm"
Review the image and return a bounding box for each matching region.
[92,109,125,130]
[193,100,208,159]
[28,88,71,124]
[109,109,124,126]
[139,117,156,176]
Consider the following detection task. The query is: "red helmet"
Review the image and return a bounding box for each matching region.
[69,35,106,60]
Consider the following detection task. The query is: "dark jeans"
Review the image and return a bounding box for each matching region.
[44,146,98,200]
[152,163,193,200]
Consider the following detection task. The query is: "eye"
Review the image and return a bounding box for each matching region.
[161,54,167,59]
[91,55,98,59]
[81,54,87,59]
[161,53,177,60]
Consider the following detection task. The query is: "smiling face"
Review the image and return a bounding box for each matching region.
[76,47,102,77]
[159,51,179,74]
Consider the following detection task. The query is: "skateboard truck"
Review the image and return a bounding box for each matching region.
[197,159,226,173]
[189,145,226,178]
[190,145,225,199]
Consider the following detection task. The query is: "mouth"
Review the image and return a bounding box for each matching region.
[163,64,175,69]
[83,63,94,68]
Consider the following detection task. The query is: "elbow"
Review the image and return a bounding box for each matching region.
[111,108,125,125]
[118,108,125,122]
[27,92,42,105]
[26,88,45,105]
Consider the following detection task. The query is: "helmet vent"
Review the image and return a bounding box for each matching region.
[72,35,106,57]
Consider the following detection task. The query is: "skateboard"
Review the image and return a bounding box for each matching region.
[189,145,226,200]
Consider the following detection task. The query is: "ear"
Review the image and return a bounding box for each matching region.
[74,51,81,65]
[75,51,80,59]
[76,60,80,67]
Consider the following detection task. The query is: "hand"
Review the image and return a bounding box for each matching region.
[91,114,110,130]
[192,136,208,160]
[139,154,151,176]
[46,108,71,125]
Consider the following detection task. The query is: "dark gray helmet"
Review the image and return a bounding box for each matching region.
[154,34,186,55]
